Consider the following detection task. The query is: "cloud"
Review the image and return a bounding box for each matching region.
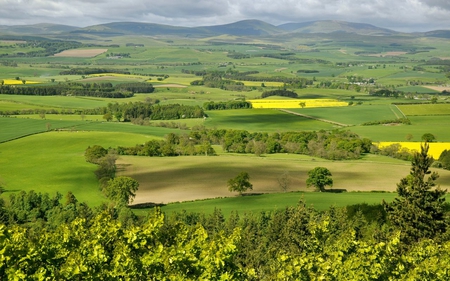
[0,0,449,31]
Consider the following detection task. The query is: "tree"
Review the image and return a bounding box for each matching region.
[104,176,139,205]
[421,133,436,142]
[306,167,333,192]
[85,145,108,164]
[406,133,413,141]
[228,172,253,195]
[384,142,447,244]
[438,149,450,170]
[277,170,291,192]
[299,102,306,108]
[103,112,113,122]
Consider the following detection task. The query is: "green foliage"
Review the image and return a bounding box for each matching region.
[261,89,298,98]
[104,176,139,205]
[439,150,450,170]
[384,142,447,244]
[203,100,252,110]
[227,172,253,195]
[0,211,244,280]
[306,167,333,192]
[422,133,436,142]
[84,145,108,164]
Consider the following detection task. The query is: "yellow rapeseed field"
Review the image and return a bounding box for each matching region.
[248,99,348,109]
[2,79,40,85]
[377,142,450,159]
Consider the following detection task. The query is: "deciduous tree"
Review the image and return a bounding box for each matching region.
[104,176,139,205]
[227,172,253,195]
[306,167,333,192]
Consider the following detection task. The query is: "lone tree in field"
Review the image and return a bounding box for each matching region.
[421,133,436,142]
[306,167,333,192]
[384,142,447,244]
[228,172,253,195]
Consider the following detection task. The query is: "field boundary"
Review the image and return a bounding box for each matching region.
[279,109,349,127]
[390,104,406,118]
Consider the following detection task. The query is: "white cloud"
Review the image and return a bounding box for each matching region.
[0,0,448,31]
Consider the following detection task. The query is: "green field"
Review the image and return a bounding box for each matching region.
[205,109,336,131]
[0,131,151,205]
[288,104,399,125]
[116,153,450,205]
[397,103,450,116]
[157,192,398,217]
[0,29,449,215]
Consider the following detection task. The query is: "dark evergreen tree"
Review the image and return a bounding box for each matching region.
[384,142,447,244]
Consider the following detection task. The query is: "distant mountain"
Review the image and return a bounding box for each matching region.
[421,30,450,38]
[71,22,201,36]
[0,20,446,38]
[0,23,78,35]
[200,20,283,36]
[71,19,283,37]
[278,20,397,35]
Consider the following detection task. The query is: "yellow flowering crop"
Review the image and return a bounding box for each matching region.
[2,79,40,85]
[377,142,450,159]
[248,99,348,109]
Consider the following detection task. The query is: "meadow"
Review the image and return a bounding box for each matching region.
[0,30,449,214]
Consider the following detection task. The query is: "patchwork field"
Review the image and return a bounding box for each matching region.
[1,79,40,85]
[53,48,108,57]
[249,98,348,109]
[117,153,450,205]
[397,103,450,116]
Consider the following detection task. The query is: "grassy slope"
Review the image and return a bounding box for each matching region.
[0,131,151,205]
[205,109,336,132]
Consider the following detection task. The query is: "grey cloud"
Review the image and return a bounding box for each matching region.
[0,0,449,31]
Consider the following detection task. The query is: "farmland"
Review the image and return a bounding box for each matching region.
[0,25,449,216]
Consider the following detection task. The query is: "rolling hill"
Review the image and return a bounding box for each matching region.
[0,19,446,38]
[277,20,397,35]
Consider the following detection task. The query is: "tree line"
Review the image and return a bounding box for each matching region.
[203,100,252,110]
[0,82,154,98]
[104,102,205,122]
[116,127,372,160]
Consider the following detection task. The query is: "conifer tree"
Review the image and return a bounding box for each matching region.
[384,142,447,244]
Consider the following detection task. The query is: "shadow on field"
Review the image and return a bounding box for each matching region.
[129,202,166,209]
[242,193,264,196]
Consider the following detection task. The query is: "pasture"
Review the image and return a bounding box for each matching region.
[349,116,450,142]
[248,98,348,109]
[397,103,450,116]
[53,48,108,57]
[0,30,449,215]
[117,153,450,206]
[0,131,152,205]
[288,104,400,125]
[204,109,337,131]
[158,192,398,217]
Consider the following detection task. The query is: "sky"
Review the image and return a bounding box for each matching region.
[0,0,449,32]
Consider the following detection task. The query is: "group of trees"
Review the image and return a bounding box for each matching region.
[0,82,154,98]
[261,89,298,98]
[104,102,205,122]
[116,128,372,160]
[84,145,139,205]
[117,134,216,157]
[203,100,252,110]
[186,69,314,90]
